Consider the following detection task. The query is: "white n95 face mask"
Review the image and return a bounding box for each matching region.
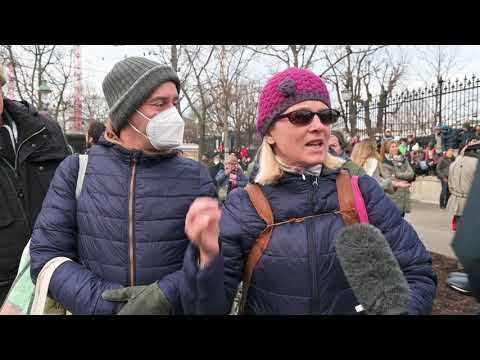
[131,106,185,150]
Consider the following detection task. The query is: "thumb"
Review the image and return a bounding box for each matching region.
[102,287,134,302]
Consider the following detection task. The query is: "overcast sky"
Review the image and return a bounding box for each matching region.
[81,45,480,97]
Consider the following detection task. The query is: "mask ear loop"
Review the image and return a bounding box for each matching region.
[129,110,151,140]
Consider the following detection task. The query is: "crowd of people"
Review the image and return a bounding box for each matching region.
[1,57,479,315]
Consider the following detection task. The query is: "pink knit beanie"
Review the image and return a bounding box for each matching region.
[256,67,331,137]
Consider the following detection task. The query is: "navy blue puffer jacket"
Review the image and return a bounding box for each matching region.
[181,167,437,315]
[30,138,216,314]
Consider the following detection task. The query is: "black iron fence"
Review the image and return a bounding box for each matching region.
[335,74,480,139]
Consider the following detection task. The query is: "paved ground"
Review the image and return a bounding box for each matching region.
[405,200,457,259]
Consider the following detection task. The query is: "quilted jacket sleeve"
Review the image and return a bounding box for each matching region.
[157,163,218,314]
[180,187,259,314]
[358,175,437,315]
[30,155,123,315]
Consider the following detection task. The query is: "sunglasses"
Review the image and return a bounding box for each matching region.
[275,108,341,127]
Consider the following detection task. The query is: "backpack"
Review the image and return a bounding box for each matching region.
[0,155,88,315]
[236,169,369,314]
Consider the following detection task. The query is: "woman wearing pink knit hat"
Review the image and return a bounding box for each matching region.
[181,67,436,315]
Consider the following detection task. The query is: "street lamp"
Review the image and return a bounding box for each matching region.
[38,79,52,111]
[341,88,353,129]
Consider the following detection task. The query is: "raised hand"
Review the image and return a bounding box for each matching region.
[185,197,221,267]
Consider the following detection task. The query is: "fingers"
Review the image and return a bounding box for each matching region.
[102,287,131,302]
[186,198,221,226]
[185,198,221,246]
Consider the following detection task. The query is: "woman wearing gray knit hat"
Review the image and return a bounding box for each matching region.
[29,57,217,314]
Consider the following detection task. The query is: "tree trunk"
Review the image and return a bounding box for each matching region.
[349,100,357,135]
[376,90,388,134]
[170,45,181,113]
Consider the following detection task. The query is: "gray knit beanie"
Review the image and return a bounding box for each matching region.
[102,57,180,133]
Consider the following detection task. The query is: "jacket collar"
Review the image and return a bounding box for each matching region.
[276,165,340,185]
[3,99,44,140]
[98,134,179,164]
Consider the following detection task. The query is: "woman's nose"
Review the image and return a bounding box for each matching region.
[308,114,328,131]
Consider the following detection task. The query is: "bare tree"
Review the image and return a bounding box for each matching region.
[364,46,407,136]
[0,45,78,127]
[414,45,464,84]
[42,46,75,124]
[82,84,110,125]
[322,45,398,136]
[180,45,216,157]
[245,45,322,69]
[203,45,254,153]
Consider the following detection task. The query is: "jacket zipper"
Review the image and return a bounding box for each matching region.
[128,158,137,286]
[14,127,46,174]
[308,175,320,313]
[0,157,30,228]
[0,127,45,231]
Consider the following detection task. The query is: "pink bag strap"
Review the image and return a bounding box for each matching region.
[351,176,369,224]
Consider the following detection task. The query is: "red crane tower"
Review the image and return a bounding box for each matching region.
[73,45,83,131]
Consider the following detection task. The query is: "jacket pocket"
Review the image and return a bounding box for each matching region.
[0,217,14,228]
[327,287,361,315]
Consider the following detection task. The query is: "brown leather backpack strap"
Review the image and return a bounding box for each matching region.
[239,184,274,313]
[336,170,360,226]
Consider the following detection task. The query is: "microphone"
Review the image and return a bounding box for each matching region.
[335,223,411,315]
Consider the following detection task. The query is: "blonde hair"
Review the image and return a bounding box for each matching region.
[254,138,345,185]
[351,139,381,168]
[225,153,238,165]
[380,140,398,161]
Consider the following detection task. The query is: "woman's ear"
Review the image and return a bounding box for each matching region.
[266,133,275,146]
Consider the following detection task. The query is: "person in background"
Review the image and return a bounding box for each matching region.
[201,153,212,168]
[381,140,416,217]
[451,163,480,308]
[447,139,480,231]
[447,140,480,296]
[399,138,408,156]
[410,144,428,176]
[328,130,365,176]
[86,121,106,151]
[0,67,70,305]
[475,124,480,140]
[383,128,394,143]
[433,126,443,153]
[329,130,350,159]
[424,140,439,176]
[407,134,419,153]
[240,145,248,162]
[348,134,360,150]
[240,156,250,172]
[459,122,476,150]
[246,148,261,181]
[436,148,455,209]
[208,152,224,186]
[215,153,248,202]
[351,139,410,194]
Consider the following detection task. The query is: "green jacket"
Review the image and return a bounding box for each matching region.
[342,159,366,176]
[382,156,415,214]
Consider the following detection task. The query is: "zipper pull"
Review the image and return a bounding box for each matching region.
[302,173,306,180]
[313,176,319,187]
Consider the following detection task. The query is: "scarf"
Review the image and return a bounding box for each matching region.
[363,158,378,177]
[275,155,323,179]
[385,153,405,164]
